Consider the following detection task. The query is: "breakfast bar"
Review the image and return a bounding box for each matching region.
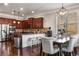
[22,33,45,48]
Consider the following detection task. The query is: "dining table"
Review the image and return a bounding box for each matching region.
[40,36,70,56]
[53,37,70,56]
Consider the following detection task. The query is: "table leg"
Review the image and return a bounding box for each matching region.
[20,38,23,56]
[59,44,62,56]
[40,43,42,56]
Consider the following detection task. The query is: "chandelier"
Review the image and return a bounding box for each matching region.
[55,3,69,36]
[12,9,24,24]
[57,4,68,16]
[12,9,24,20]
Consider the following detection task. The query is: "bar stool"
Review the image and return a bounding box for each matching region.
[27,37,38,55]
[36,37,41,47]
[14,37,21,48]
[36,37,43,55]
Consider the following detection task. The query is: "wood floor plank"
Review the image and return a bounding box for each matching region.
[0,40,79,56]
[0,40,40,56]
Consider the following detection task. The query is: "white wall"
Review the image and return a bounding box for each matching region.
[69,9,79,34]
[43,13,56,34]
[26,7,79,35]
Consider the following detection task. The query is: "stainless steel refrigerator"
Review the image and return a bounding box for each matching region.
[0,24,10,41]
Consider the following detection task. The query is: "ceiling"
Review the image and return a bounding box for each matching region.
[0,3,78,18]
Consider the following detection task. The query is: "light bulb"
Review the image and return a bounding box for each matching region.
[18,21,20,24]
[20,8,23,11]
[22,14,24,16]
[59,11,67,16]
[13,21,16,24]
[32,11,34,13]
[12,11,14,14]
[4,3,8,6]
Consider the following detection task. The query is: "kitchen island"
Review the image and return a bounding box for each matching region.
[22,33,45,48]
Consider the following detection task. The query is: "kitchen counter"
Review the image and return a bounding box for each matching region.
[22,33,45,48]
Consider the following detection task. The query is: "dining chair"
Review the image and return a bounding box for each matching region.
[41,37,59,56]
[71,35,79,56]
[71,35,79,47]
[62,38,78,56]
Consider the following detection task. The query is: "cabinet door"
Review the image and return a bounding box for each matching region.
[33,18,43,29]
[0,18,4,24]
[22,20,28,29]
[16,21,22,29]
[9,19,14,25]
[27,18,33,29]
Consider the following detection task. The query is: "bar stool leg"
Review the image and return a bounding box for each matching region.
[31,40,33,53]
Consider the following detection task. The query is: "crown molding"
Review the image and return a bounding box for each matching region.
[27,4,79,17]
[0,3,79,20]
[0,13,23,20]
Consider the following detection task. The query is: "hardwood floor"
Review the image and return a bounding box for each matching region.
[0,40,41,56]
[0,39,79,56]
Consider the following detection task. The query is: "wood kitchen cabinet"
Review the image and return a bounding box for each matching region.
[27,18,33,29]
[22,21,25,29]
[22,17,43,29]
[0,17,43,29]
[0,18,10,25]
[0,17,15,25]
[0,18,4,24]
[22,20,28,29]
[22,18,33,29]
[33,17,43,29]
[15,20,23,29]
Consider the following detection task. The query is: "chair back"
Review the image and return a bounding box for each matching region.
[67,38,78,52]
[71,35,79,47]
[41,38,54,54]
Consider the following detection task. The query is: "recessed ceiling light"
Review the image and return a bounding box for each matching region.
[22,14,24,16]
[12,11,14,14]
[4,3,8,6]
[20,8,23,11]
[32,11,34,13]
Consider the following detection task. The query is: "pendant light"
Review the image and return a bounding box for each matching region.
[55,3,69,36]
[57,4,68,16]
[12,10,16,24]
[17,11,21,24]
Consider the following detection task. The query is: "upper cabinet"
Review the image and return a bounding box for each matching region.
[15,20,23,29]
[22,17,43,29]
[0,17,14,25]
[32,17,43,29]
[0,17,44,29]
[27,18,33,29]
